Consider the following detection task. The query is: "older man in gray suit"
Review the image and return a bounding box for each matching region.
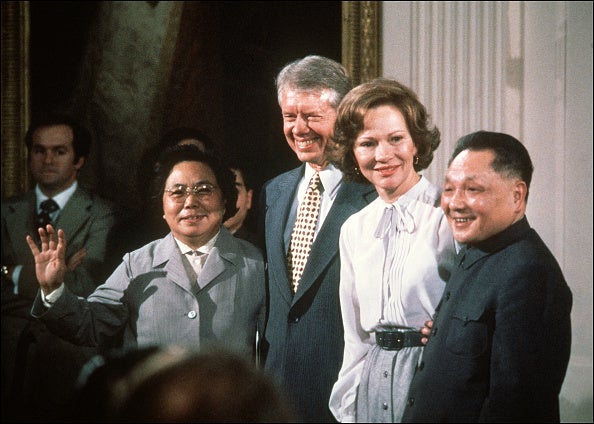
[1,113,116,421]
[258,56,377,422]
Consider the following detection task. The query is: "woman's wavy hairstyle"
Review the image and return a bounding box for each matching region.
[334,78,441,184]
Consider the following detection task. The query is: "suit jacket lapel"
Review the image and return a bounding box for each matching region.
[155,234,196,294]
[55,188,92,248]
[196,227,237,291]
[197,249,225,291]
[266,166,303,304]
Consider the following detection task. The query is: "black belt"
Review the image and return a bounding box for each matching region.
[375,329,424,350]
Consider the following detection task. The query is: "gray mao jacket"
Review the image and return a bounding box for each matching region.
[31,227,266,360]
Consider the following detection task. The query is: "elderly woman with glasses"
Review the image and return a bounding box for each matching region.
[26,144,266,363]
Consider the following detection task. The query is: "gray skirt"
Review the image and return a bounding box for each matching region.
[355,344,423,423]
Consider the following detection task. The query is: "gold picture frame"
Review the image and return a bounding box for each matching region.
[342,1,382,86]
[1,1,30,199]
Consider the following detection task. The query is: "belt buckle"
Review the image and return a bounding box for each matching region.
[378,331,405,351]
[391,331,404,350]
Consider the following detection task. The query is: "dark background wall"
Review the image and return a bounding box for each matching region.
[29,1,100,119]
[29,1,341,231]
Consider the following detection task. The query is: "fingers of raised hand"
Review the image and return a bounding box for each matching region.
[38,225,51,250]
[57,229,67,260]
[37,225,61,252]
[47,225,60,250]
[26,234,41,256]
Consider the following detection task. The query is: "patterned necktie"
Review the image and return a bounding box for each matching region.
[287,172,322,293]
[35,198,59,229]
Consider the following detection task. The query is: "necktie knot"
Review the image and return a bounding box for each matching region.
[307,172,322,193]
[41,198,59,213]
[35,198,59,228]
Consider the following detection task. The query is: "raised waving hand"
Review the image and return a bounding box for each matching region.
[26,224,68,295]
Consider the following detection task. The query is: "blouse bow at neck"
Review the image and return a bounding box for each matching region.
[374,203,415,238]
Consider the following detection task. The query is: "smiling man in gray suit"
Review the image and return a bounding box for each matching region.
[1,112,116,421]
[258,56,377,422]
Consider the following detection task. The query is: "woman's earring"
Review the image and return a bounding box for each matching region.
[414,156,419,165]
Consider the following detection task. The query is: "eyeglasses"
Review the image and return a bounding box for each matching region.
[164,183,218,202]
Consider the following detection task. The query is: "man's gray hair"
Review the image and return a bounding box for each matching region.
[275,55,352,109]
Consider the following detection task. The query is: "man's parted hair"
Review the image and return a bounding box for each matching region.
[275,55,353,109]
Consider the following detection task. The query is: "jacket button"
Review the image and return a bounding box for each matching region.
[187,310,197,319]
[382,402,388,410]
[383,371,389,378]
[288,316,299,323]
[407,398,415,406]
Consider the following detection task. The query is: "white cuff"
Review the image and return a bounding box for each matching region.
[41,283,65,307]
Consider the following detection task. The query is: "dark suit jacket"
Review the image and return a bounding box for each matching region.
[402,217,572,423]
[259,164,377,422]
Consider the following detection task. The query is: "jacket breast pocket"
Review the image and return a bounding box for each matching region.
[445,304,490,358]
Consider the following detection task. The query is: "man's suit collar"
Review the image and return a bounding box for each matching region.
[266,165,303,206]
[35,181,78,211]
[459,216,531,269]
[303,163,342,199]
